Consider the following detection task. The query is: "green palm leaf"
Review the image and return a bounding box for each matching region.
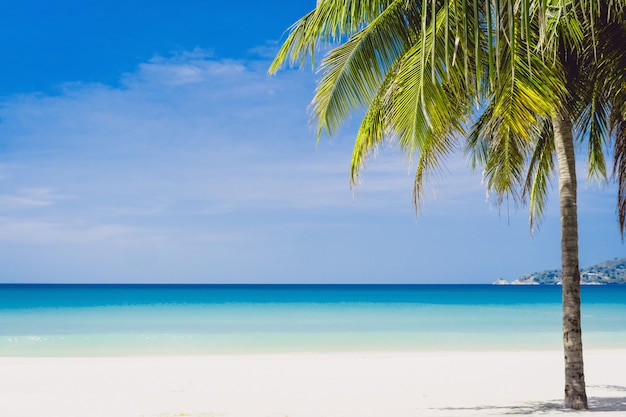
[311,0,416,137]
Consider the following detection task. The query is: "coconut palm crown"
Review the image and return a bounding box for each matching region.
[270,0,626,410]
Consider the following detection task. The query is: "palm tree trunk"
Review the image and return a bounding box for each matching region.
[552,105,588,410]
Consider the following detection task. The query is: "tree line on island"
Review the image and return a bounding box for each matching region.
[494,257,626,285]
[270,0,625,410]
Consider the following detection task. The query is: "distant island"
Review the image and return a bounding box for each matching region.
[494,257,626,285]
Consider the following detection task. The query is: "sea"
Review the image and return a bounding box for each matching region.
[1,284,625,356]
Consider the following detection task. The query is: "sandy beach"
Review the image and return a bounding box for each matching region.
[2,349,625,417]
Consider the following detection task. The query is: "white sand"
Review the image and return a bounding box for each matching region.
[1,350,626,417]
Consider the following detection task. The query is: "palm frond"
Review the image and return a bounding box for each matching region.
[311,0,416,137]
[380,4,472,208]
[269,0,397,73]
[578,96,610,183]
[350,62,401,186]
[467,18,563,210]
[523,118,555,233]
[489,22,563,139]
[270,0,626,237]
[466,101,495,169]
[390,6,471,149]
[613,108,626,237]
[413,130,457,209]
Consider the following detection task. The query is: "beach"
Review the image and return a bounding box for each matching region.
[2,285,626,416]
[2,349,626,417]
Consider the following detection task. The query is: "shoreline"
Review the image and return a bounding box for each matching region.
[2,345,625,357]
[3,349,626,417]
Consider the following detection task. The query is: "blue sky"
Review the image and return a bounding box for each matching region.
[0,0,622,283]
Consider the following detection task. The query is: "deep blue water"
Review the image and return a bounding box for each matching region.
[0,284,625,356]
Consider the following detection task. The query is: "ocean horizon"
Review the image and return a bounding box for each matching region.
[1,284,625,356]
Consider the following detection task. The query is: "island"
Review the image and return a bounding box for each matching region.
[493,257,626,285]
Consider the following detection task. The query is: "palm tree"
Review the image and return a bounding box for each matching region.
[270,0,626,409]
[468,4,626,408]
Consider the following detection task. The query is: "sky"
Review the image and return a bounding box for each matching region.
[0,1,623,284]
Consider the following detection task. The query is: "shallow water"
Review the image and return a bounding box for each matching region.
[1,284,625,355]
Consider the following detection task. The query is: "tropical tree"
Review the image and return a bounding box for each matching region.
[465,2,626,408]
[269,0,626,410]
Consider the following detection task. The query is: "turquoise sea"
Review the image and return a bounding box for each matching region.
[1,284,625,356]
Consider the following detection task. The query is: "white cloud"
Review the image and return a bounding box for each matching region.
[0,50,427,218]
[125,57,247,87]
[0,51,413,251]
[0,218,163,245]
[0,187,75,210]
[0,48,621,283]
